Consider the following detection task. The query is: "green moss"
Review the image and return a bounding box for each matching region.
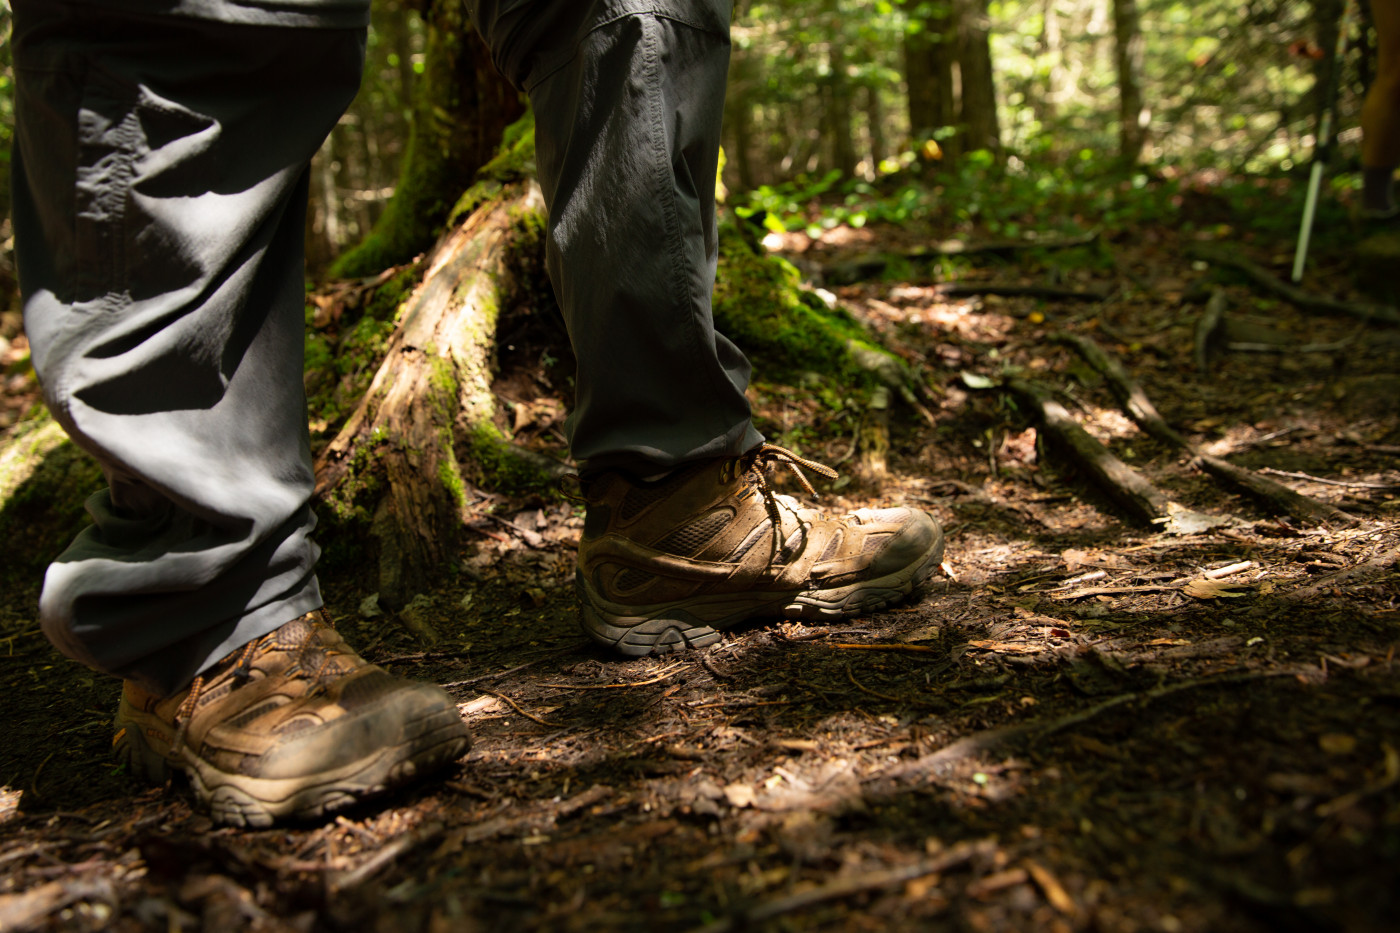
[447,113,538,228]
[0,411,106,592]
[713,221,879,387]
[465,422,559,498]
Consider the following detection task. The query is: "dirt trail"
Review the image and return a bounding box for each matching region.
[2,225,1398,932]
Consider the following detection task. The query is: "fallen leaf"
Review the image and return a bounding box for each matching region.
[1183,578,1252,599]
[723,783,756,808]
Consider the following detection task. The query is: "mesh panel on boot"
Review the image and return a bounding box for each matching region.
[653,511,732,556]
[818,530,845,563]
[862,533,893,554]
[619,482,676,521]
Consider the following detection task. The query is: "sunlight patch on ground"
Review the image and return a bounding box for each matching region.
[0,786,21,824]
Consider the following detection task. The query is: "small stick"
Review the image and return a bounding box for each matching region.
[830,643,940,654]
[539,662,687,690]
[846,664,908,704]
[1257,468,1400,490]
[479,689,563,728]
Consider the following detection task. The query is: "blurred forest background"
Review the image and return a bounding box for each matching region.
[0,0,1376,296]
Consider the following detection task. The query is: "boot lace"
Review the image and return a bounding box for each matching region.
[736,444,838,561]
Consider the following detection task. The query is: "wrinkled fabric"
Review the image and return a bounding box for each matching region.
[55,0,369,28]
[470,0,763,471]
[11,1,365,695]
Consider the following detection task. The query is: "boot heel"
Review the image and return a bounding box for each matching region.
[113,722,172,784]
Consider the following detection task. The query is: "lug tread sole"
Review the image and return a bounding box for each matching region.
[580,528,945,656]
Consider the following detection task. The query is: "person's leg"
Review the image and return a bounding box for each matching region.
[1362,0,1400,215]
[469,1,945,656]
[12,0,468,825]
[472,0,761,472]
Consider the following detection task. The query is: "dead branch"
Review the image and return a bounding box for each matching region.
[1195,455,1358,527]
[1006,378,1172,526]
[1194,287,1229,372]
[823,232,1099,285]
[1052,333,1191,449]
[1188,244,1400,324]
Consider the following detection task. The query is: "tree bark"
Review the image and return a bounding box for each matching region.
[1112,0,1149,164]
[331,0,524,279]
[315,180,548,607]
[954,0,1001,157]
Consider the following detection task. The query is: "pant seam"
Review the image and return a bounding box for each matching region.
[639,15,732,442]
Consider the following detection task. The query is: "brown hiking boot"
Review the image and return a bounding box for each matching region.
[576,444,945,655]
[112,609,469,827]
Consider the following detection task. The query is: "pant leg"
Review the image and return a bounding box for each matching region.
[11,1,366,697]
[470,0,764,472]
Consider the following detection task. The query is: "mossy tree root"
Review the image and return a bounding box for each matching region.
[314,180,551,607]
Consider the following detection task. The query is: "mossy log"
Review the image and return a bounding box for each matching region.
[314,179,552,607]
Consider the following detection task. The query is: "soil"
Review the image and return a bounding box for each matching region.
[2,218,1399,933]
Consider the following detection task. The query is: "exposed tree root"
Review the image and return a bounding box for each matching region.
[1196,455,1359,528]
[936,282,1108,301]
[314,180,552,606]
[1006,378,1191,528]
[1056,333,1356,528]
[1051,333,1189,448]
[1193,287,1228,372]
[1188,244,1400,325]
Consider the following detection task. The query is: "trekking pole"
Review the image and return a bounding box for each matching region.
[1293,0,1360,283]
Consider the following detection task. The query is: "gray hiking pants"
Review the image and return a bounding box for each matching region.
[13,0,758,694]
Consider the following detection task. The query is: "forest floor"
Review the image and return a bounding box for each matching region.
[2,203,1399,932]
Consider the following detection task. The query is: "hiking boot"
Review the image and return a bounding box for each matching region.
[576,444,945,655]
[112,609,469,827]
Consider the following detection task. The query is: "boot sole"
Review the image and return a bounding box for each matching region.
[114,703,469,828]
[579,525,945,656]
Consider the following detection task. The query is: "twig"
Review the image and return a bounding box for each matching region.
[539,662,687,690]
[846,663,908,704]
[328,822,445,893]
[687,839,996,933]
[479,689,563,727]
[1257,468,1400,490]
[687,699,792,711]
[830,643,940,654]
[442,643,588,688]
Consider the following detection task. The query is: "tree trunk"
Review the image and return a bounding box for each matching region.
[954,0,1001,158]
[1112,0,1149,164]
[903,1,959,166]
[314,180,549,607]
[330,0,524,279]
